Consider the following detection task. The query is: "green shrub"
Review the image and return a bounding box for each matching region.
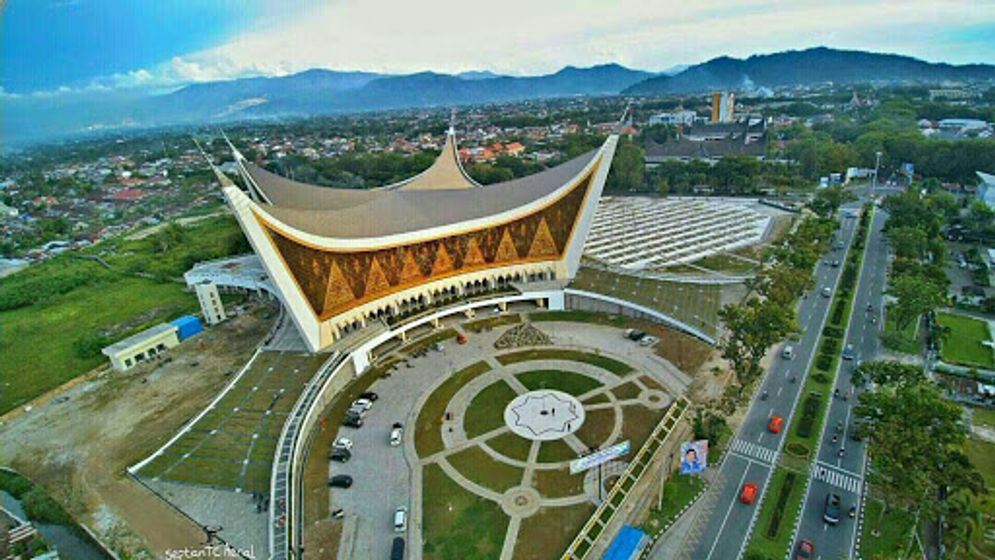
[796,394,821,439]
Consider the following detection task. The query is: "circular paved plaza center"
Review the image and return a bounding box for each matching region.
[503,389,585,441]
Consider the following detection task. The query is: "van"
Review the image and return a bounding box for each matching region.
[782,345,795,360]
[391,537,405,560]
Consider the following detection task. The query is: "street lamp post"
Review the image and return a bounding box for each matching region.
[872,151,882,194]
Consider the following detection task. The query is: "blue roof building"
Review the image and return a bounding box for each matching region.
[602,525,648,560]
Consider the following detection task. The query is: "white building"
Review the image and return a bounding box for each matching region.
[649,111,697,127]
[101,323,179,371]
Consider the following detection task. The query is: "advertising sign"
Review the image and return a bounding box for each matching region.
[569,440,631,474]
[679,439,708,475]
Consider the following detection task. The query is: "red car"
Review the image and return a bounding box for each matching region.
[796,539,814,560]
[768,415,784,433]
[739,482,758,504]
[457,333,468,344]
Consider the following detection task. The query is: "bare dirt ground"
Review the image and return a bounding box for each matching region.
[0,303,275,558]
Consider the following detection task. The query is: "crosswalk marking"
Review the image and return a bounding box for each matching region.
[812,465,862,494]
[730,438,777,464]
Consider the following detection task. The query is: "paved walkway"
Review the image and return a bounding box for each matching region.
[356,314,694,560]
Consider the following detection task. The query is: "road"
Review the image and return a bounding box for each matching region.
[793,204,890,559]
[663,210,861,560]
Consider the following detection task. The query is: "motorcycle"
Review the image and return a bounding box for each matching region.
[849,506,857,519]
[760,390,768,401]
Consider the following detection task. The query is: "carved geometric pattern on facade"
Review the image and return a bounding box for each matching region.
[260,169,595,320]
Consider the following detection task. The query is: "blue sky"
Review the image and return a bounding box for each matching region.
[2,0,994,96]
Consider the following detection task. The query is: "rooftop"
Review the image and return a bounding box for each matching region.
[101,323,177,356]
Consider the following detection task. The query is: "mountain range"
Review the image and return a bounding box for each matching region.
[4,47,994,149]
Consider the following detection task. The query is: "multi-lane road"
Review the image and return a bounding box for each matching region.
[794,204,889,559]
[664,206,866,560]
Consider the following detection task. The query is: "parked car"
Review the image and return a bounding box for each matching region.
[394,506,408,532]
[739,482,758,505]
[330,448,352,463]
[358,391,379,402]
[768,415,784,434]
[333,437,353,451]
[842,344,854,361]
[638,335,658,347]
[342,416,363,428]
[391,537,405,560]
[796,539,814,560]
[390,422,404,447]
[329,475,353,488]
[351,398,374,412]
[823,493,841,525]
[624,329,646,341]
[832,260,840,268]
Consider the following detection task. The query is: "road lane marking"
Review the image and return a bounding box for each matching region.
[731,439,778,465]
[777,387,783,397]
[705,465,754,560]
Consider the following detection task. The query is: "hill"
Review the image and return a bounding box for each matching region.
[623,47,995,95]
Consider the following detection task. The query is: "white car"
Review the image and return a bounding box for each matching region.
[390,423,403,447]
[638,335,658,347]
[333,437,353,451]
[350,398,373,412]
[394,506,408,532]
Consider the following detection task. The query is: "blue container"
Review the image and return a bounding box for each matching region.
[170,315,203,341]
[602,525,647,560]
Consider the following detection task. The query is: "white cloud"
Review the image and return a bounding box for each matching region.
[14,0,995,98]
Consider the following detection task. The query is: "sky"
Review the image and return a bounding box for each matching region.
[2,0,995,97]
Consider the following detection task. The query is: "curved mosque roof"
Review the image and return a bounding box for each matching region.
[229,129,607,240]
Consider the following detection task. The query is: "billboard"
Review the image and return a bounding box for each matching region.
[569,440,631,474]
[680,440,708,475]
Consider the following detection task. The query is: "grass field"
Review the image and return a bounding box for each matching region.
[882,307,921,355]
[513,503,594,560]
[641,473,704,533]
[0,274,198,414]
[496,349,633,376]
[485,432,533,462]
[463,380,518,439]
[970,406,995,430]
[447,447,524,493]
[569,267,721,338]
[422,463,509,560]
[515,370,604,396]
[860,500,918,560]
[745,467,809,559]
[463,314,521,333]
[937,312,995,370]
[960,439,995,560]
[415,361,492,457]
[138,351,327,492]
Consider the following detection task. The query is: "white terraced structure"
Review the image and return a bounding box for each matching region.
[584,197,771,270]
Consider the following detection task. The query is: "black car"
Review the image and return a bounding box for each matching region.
[330,448,352,463]
[823,493,841,525]
[359,391,379,402]
[342,416,363,428]
[391,537,405,560]
[329,475,353,488]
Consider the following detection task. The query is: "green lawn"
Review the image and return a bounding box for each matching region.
[0,275,198,414]
[937,312,995,370]
[513,503,594,560]
[745,467,808,559]
[961,439,995,560]
[495,349,633,375]
[573,408,616,449]
[464,380,518,439]
[538,439,580,463]
[532,466,586,498]
[447,447,524,493]
[485,432,533,462]
[422,463,509,560]
[969,406,995,430]
[402,328,457,356]
[860,500,918,560]
[641,473,705,533]
[515,370,604,396]
[415,361,492,457]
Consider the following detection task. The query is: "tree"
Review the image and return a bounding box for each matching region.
[718,299,796,392]
[606,137,645,192]
[854,369,985,517]
[886,226,929,260]
[809,185,853,218]
[888,274,946,332]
